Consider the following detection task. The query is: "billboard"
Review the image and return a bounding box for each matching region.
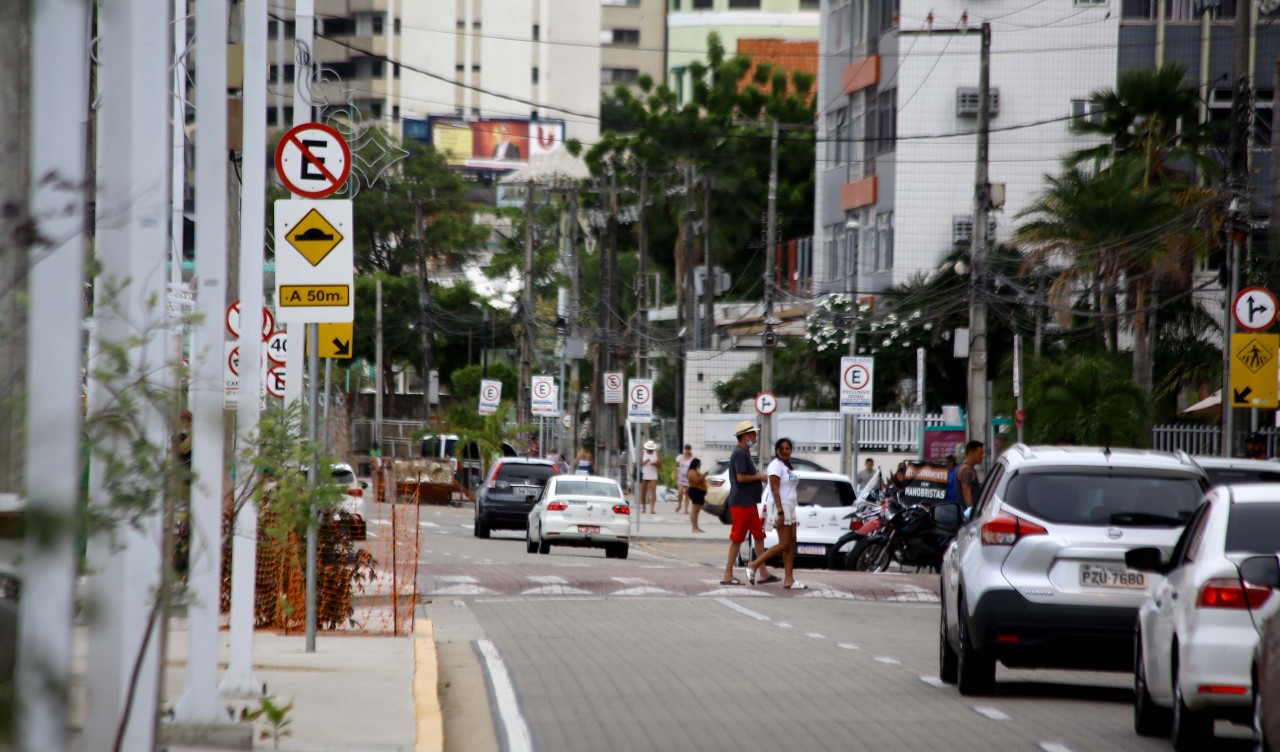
[406,117,567,172]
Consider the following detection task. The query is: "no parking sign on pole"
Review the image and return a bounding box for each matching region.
[840,356,874,415]
[627,379,654,423]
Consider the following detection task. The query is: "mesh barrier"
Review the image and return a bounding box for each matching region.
[220,490,421,636]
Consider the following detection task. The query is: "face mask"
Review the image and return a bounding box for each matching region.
[746,439,755,449]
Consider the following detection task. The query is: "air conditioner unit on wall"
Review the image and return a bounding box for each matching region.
[956,87,1000,118]
[952,215,998,245]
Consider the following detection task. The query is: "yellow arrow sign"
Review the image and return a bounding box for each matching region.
[317,322,354,359]
[285,207,343,266]
[1230,332,1279,408]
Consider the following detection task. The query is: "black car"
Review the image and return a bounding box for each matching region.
[475,458,559,538]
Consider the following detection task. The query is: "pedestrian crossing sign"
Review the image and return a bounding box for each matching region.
[1229,332,1279,408]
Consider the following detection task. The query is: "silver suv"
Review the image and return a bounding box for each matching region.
[939,445,1207,695]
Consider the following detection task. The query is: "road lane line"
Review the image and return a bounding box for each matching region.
[918,675,947,688]
[716,598,771,621]
[972,706,1011,721]
[805,632,826,639]
[837,643,860,651]
[475,640,533,752]
[776,622,793,629]
[874,656,902,665]
[1038,744,1073,752]
[527,575,569,585]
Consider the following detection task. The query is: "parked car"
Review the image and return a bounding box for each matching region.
[1125,485,1280,750]
[1193,456,1280,488]
[939,445,1207,696]
[1254,560,1280,752]
[422,433,519,491]
[309,463,366,541]
[703,455,832,523]
[474,458,559,538]
[526,475,631,559]
[735,471,861,568]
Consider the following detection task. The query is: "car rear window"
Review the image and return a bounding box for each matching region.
[554,480,622,499]
[331,468,356,485]
[1205,468,1280,486]
[794,479,857,508]
[1004,473,1201,527]
[1225,503,1280,553]
[497,464,556,485]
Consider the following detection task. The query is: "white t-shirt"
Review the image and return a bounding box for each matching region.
[676,455,693,485]
[763,457,799,511]
[640,450,659,480]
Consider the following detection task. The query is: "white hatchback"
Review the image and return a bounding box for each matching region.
[527,475,631,559]
[1127,484,1280,751]
[738,471,861,567]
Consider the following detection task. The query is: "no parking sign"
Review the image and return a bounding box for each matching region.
[478,379,502,416]
[839,356,874,415]
[627,379,654,423]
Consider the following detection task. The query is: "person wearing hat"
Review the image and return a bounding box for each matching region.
[640,439,661,514]
[675,444,695,516]
[720,420,776,586]
[1246,432,1270,460]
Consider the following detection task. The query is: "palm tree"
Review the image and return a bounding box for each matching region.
[425,401,535,467]
[1024,354,1151,446]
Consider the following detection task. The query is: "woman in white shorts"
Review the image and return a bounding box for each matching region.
[745,437,804,589]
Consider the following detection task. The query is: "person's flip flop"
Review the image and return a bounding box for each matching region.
[745,567,758,585]
[719,578,743,586]
[759,575,782,585]
[783,583,809,590]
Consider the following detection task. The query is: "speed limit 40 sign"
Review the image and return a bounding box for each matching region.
[627,379,653,423]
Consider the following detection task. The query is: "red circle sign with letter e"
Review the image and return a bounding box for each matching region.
[843,363,871,390]
[1233,286,1279,332]
[275,122,352,199]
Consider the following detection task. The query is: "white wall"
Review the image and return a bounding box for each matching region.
[400,1,460,119]
[682,349,762,462]
[547,0,602,144]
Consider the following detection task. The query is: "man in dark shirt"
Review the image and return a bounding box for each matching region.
[956,440,985,510]
[720,421,774,585]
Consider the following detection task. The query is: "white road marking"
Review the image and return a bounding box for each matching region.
[776,622,793,629]
[610,577,652,585]
[365,532,379,539]
[520,585,594,596]
[459,524,473,529]
[716,598,771,621]
[368,519,391,526]
[973,706,1011,721]
[610,586,675,596]
[451,600,466,607]
[1038,744,1074,752]
[434,575,478,583]
[919,675,947,688]
[476,640,533,752]
[431,584,496,596]
[699,588,772,597]
[419,521,440,528]
[805,632,826,639]
[837,643,860,650]
[527,575,569,585]
[874,656,901,665]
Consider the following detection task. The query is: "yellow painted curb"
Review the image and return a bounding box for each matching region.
[414,618,444,752]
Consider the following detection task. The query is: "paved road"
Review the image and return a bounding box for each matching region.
[413,505,1254,752]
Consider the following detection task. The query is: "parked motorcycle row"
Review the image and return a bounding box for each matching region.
[827,488,962,574]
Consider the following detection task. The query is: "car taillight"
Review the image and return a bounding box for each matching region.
[612,505,630,515]
[547,501,568,511]
[487,462,504,488]
[980,511,1049,546]
[346,488,363,498]
[708,478,725,487]
[1197,578,1272,609]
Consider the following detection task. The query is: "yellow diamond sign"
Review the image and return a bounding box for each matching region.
[285,208,343,266]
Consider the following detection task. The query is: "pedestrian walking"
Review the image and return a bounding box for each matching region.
[686,457,708,533]
[944,455,959,503]
[547,446,570,474]
[675,445,694,514]
[746,438,803,589]
[956,440,985,510]
[575,446,594,475]
[640,440,660,514]
[720,421,774,586]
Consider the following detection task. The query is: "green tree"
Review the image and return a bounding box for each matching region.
[1023,354,1151,446]
[428,401,534,463]
[449,362,519,408]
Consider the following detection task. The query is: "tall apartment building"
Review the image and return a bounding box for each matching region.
[268,1,601,146]
[667,0,819,103]
[813,0,1119,294]
[601,0,668,94]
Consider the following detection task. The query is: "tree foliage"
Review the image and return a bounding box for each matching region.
[1023,354,1151,446]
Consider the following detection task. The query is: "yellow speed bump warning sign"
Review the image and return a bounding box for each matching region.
[279,285,349,307]
[286,208,343,266]
[274,199,353,324]
[1230,332,1279,408]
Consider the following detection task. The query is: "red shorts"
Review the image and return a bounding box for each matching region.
[729,504,765,543]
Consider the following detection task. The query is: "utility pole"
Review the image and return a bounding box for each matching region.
[416,198,433,428]
[703,174,715,349]
[842,219,860,477]
[0,0,30,496]
[637,171,649,381]
[568,188,582,446]
[761,119,779,459]
[375,278,384,454]
[677,164,695,448]
[969,23,993,455]
[520,180,535,429]
[1223,0,1253,457]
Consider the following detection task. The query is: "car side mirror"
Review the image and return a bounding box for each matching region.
[360,481,369,490]
[1239,555,1280,589]
[1125,547,1169,574]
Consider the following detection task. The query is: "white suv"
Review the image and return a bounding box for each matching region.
[939,445,1207,695]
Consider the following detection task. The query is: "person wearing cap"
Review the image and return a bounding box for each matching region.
[675,444,695,515]
[640,439,661,514]
[1246,432,1270,460]
[720,420,776,586]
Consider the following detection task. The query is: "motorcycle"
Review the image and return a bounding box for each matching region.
[845,500,962,573]
[829,493,902,570]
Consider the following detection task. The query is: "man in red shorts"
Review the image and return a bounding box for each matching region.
[720,421,776,585]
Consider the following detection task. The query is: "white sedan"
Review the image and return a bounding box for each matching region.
[527,475,631,559]
[737,471,862,568]
[1127,484,1280,750]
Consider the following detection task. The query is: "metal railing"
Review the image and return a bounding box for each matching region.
[703,412,947,452]
[1150,424,1222,457]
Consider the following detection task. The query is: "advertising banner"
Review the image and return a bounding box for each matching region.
[413,117,567,171]
[902,461,951,504]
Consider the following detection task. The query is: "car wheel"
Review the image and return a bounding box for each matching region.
[1134,632,1171,737]
[1171,654,1213,751]
[606,543,628,560]
[939,596,958,685]
[475,514,491,539]
[537,537,550,555]
[956,592,996,696]
[525,529,537,554]
[828,533,861,571]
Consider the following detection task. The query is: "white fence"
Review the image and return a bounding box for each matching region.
[704,412,947,453]
[1149,424,1222,456]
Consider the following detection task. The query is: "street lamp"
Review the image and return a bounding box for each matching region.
[843,217,860,477]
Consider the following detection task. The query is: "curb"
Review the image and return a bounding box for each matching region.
[414,618,444,752]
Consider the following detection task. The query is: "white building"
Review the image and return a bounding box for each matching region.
[813,0,1118,294]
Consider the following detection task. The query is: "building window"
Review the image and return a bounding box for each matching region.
[877,89,896,153]
[1070,99,1104,126]
[601,67,641,84]
[370,13,384,34]
[472,64,481,72]
[455,64,465,73]
[604,28,641,46]
[828,107,847,166]
[473,21,482,29]
[876,212,894,271]
[1255,88,1273,147]
[729,0,762,7]
[800,0,820,7]
[394,18,401,33]
[533,24,540,41]
[693,0,713,8]
[532,67,540,83]
[830,0,853,51]
[456,20,466,29]
[392,105,400,120]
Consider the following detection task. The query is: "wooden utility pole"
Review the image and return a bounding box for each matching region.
[520,181,535,429]
[969,22,992,462]
[702,174,715,349]
[760,119,779,459]
[1222,0,1253,456]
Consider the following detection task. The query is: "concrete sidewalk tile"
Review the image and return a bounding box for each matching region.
[414,618,443,752]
